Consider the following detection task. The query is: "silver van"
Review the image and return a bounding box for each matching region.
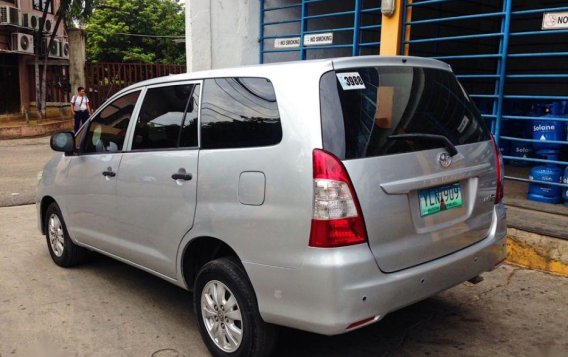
[37,56,507,357]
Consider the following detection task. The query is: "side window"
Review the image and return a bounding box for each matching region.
[201,77,282,149]
[132,84,198,150]
[83,91,140,154]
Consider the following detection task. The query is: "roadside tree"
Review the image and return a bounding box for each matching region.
[34,0,99,120]
[86,0,185,64]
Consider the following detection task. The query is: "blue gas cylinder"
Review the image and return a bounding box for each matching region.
[532,102,565,155]
[563,167,568,207]
[528,163,563,204]
[509,141,532,167]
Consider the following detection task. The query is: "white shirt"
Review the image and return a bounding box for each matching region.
[71,95,89,112]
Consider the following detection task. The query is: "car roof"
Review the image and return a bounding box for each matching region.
[111,55,451,98]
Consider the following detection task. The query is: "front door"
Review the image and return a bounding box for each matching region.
[62,90,141,250]
[115,82,201,278]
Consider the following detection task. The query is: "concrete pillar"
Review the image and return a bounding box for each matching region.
[186,0,260,72]
[68,29,86,97]
[186,0,212,72]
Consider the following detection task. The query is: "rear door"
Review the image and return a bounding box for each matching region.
[320,64,497,272]
[114,82,201,278]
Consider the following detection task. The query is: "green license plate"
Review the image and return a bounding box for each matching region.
[419,183,463,217]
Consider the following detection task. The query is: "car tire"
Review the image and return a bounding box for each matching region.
[45,202,87,267]
[194,257,277,357]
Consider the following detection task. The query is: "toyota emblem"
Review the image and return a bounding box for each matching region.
[438,152,452,168]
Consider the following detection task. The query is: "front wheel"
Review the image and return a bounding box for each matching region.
[194,257,277,357]
[45,202,87,267]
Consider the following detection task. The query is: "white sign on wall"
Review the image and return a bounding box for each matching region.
[274,37,301,49]
[303,33,334,46]
[542,12,568,30]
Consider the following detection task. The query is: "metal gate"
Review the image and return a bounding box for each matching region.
[402,0,568,201]
[84,62,186,109]
[260,0,383,63]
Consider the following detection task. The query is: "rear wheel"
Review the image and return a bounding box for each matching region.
[45,202,87,267]
[194,257,277,357]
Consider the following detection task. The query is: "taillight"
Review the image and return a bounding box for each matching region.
[491,135,504,204]
[309,149,367,248]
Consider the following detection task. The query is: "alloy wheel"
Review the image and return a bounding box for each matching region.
[48,213,65,257]
[201,280,243,353]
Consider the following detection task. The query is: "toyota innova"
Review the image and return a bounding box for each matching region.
[37,56,507,357]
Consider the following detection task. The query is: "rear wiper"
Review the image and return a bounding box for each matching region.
[387,133,458,157]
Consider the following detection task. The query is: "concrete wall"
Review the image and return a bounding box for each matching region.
[186,0,260,71]
[185,0,382,68]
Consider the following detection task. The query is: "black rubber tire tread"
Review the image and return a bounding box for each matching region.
[194,257,277,357]
[45,202,87,267]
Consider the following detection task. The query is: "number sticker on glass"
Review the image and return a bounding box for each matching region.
[419,183,463,217]
[336,72,366,90]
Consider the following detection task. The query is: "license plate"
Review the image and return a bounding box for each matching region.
[419,183,463,217]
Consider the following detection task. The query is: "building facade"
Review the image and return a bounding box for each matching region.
[186,0,568,216]
[0,0,69,115]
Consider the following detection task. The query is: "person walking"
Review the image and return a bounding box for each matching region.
[70,87,91,133]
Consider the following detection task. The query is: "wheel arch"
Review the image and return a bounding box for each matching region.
[40,196,57,235]
[181,236,245,292]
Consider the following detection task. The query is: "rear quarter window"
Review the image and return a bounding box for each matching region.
[200,77,282,149]
[320,66,490,160]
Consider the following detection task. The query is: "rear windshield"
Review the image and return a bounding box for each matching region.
[320,66,491,160]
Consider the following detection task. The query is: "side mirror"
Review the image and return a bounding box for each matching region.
[50,131,75,154]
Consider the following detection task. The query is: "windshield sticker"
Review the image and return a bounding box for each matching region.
[336,72,366,90]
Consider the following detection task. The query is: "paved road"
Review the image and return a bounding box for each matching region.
[1,205,567,357]
[0,136,54,207]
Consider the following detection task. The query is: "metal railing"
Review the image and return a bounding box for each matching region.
[402,0,568,199]
[260,0,382,63]
[84,62,185,109]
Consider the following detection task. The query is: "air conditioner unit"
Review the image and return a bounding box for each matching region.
[60,40,69,59]
[0,6,20,26]
[29,15,52,32]
[43,37,60,57]
[20,12,30,29]
[11,33,34,54]
[44,19,52,33]
[30,14,39,30]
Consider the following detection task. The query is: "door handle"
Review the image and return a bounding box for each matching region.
[171,172,192,181]
[102,168,116,177]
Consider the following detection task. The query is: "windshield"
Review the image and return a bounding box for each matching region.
[320,66,491,160]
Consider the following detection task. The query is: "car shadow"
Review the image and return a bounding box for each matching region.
[78,252,476,357]
[273,297,471,357]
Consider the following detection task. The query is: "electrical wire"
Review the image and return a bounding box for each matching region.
[85,29,185,39]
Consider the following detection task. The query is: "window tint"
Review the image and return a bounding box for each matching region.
[83,91,140,154]
[132,84,198,150]
[201,77,281,149]
[320,67,490,160]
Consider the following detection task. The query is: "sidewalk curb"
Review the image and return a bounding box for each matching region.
[0,120,73,139]
[506,228,568,277]
[0,193,35,208]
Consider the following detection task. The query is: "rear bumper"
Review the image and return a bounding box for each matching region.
[244,204,507,335]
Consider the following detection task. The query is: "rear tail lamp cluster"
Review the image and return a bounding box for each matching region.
[490,135,504,204]
[310,149,367,248]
